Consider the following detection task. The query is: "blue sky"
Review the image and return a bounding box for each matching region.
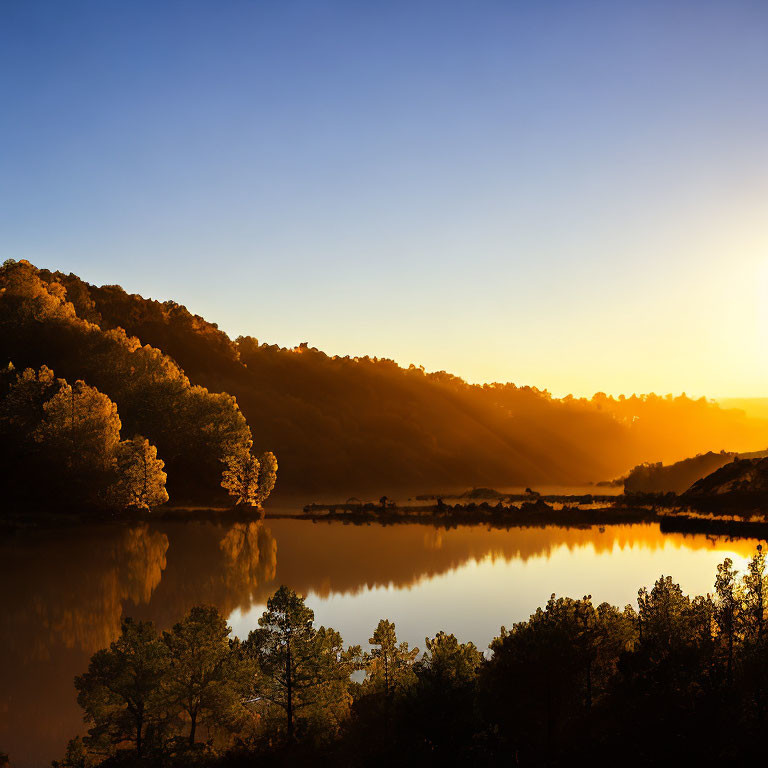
[1,0,767,397]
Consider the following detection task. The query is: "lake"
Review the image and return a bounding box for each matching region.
[1,515,763,766]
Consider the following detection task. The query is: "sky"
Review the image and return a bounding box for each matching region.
[1,0,766,398]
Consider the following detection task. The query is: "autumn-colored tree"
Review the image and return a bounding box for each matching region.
[0,260,256,502]
[221,450,261,507]
[221,449,278,510]
[34,379,122,492]
[255,451,278,507]
[109,436,169,511]
[0,363,57,435]
[0,364,168,512]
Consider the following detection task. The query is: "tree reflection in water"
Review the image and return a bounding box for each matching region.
[0,520,277,768]
[0,518,763,768]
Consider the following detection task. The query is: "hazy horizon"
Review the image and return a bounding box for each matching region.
[2,1,767,398]
[16,254,767,403]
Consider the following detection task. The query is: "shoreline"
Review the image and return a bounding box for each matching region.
[4,495,768,542]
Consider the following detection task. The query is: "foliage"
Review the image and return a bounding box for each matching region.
[57,558,768,766]
[255,451,278,507]
[6,259,765,496]
[74,618,172,758]
[163,606,252,745]
[244,586,358,743]
[51,737,94,768]
[109,436,169,511]
[364,619,418,696]
[221,450,261,508]
[0,260,269,503]
[0,365,168,511]
[415,631,482,686]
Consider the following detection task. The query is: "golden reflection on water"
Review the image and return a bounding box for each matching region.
[0,518,765,768]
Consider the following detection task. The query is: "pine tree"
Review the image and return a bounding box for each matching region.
[365,619,418,696]
[245,586,356,742]
[75,618,170,759]
[110,435,168,511]
[163,605,250,744]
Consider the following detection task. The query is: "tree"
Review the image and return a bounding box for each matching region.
[738,547,768,718]
[245,586,356,742]
[0,259,257,503]
[481,594,636,757]
[221,450,260,507]
[714,558,741,687]
[741,546,767,645]
[34,379,121,471]
[75,618,170,759]
[163,605,250,745]
[416,631,481,687]
[388,632,483,760]
[255,451,278,507]
[31,378,122,504]
[0,364,169,512]
[109,435,168,511]
[0,363,57,436]
[51,737,94,768]
[365,619,418,696]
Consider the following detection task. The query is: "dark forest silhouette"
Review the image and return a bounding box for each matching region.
[48,550,768,766]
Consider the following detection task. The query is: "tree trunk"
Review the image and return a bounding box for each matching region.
[189,708,197,745]
[286,637,294,742]
[142,446,148,506]
[727,627,734,688]
[136,712,143,758]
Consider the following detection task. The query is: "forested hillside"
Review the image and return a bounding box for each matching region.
[624,449,768,494]
[4,259,767,496]
[0,260,273,506]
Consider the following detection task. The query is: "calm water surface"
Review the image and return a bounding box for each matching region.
[1,516,763,766]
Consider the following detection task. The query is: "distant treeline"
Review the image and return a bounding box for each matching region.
[43,550,768,767]
[300,496,652,527]
[0,260,276,510]
[624,449,768,494]
[3,259,767,497]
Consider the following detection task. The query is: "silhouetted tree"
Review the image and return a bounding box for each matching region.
[51,737,93,768]
[0,365,168,511]
[163,605,250,745]
[245,586,357,742]
[715,558,741,688]
[74,618,170,759]
[365,619,418,696]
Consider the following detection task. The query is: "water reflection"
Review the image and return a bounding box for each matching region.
[0,518,764,767]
